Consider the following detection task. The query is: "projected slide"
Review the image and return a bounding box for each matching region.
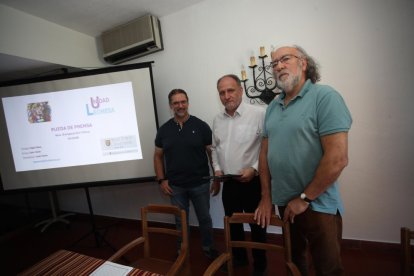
[2,82,142,172]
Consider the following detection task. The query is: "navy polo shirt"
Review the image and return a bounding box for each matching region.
[155,115,212,187]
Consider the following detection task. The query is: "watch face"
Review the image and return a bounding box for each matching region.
[300,193,311,203]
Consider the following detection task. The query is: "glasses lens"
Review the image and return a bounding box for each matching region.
[281,56,291,63]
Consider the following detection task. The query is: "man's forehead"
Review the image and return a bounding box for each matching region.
[219,77,237,87]
[171,93,186,100]
[272,47,297,59]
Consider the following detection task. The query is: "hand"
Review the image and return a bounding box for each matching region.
[215,170,224,178]
[283,197,310,223]
[210,180,221,196]
[159,180,173,196]
[210,170,223,196]
[236,167,256,182]
[254,196,273,228]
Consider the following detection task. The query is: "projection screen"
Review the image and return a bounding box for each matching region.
[0,62,158,192]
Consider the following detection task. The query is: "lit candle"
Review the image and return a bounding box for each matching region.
[241,66,247,80]
[260,46,265,56]
[250,56,256,67]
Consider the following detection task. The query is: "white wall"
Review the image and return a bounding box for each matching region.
[0,4,104,68]
[2,0,414,244]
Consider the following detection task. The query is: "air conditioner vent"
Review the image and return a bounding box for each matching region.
[100,14,163,64]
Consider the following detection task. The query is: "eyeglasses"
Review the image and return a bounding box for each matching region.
[171,100,188,106]
[270,54,301,68]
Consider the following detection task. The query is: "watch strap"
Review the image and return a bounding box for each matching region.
[300,193,312,203]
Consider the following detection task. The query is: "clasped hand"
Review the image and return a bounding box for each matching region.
[283,197,309,223]
[235,167,256,182]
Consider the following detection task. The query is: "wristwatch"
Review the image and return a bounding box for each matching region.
[300,193,312,203]
[157,178,166,184]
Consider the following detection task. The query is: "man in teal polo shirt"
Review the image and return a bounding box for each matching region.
[254,45,352,276]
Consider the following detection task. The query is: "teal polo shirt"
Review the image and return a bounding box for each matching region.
[264,79,352,215]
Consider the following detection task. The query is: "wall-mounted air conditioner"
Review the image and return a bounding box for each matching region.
[100,14,163,64]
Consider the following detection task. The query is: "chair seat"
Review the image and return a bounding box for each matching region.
[135,257,175,275]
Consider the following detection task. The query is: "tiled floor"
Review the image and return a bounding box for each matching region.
[1,210,401,276]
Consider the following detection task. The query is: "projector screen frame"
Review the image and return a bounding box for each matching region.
[0,62,159,194]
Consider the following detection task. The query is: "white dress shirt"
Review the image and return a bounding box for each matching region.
[211,101,265,174]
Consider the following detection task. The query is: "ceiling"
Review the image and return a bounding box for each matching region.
[0,0,206,83]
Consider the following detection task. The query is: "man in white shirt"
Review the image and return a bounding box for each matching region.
[211,74,267,276]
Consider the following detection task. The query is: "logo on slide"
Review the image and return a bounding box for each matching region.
[86,96,114,116]
[27,102,51,123]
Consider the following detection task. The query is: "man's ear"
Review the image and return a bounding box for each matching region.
[301,58,308,73]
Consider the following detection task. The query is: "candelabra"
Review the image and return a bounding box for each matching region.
[241,46,281,105]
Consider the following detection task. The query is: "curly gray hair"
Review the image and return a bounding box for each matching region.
[293,45,321,83]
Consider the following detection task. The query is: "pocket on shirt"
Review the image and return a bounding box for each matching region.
[234,124,260,144]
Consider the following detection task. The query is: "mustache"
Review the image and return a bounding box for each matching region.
[277,70,289,78]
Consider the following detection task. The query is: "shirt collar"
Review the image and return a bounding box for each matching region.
[173,114,191,125]
[223,101,245,118]
[276,79,312,104]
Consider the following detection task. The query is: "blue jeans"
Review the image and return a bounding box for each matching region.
[170,182,214,251]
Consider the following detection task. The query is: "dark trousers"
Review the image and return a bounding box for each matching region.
[222,176,267,271]
[278,206,344,276]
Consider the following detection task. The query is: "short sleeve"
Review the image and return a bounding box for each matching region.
[202,121,212,145]
[317,88,352,136]
[154,128,163,148]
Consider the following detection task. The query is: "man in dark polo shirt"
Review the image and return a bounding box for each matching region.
[154,88,219,259]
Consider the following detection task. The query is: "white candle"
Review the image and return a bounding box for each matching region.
[260,46,265,56]
[241,67,247,80]
[250,56,256,67]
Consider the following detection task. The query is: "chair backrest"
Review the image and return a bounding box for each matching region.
[108,204,190,276]
[401,227,414,276]
[142,204,188,258]
[224,212,300,276]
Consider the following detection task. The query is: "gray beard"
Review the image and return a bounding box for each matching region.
[277,73,301,92]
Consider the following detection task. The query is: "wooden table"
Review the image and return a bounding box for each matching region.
[18,249,161,276]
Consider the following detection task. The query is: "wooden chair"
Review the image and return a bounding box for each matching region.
[203,212,301,276]
[401,227,414,276]
[108,204,191,276]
